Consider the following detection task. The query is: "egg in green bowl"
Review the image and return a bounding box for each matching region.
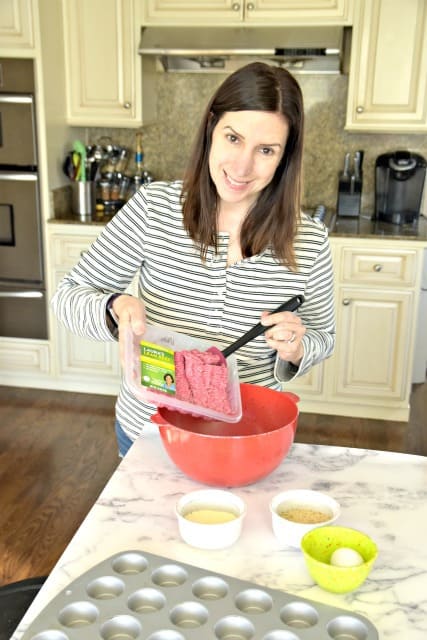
[301,525,378,594]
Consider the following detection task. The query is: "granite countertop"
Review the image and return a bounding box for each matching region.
[49,208,427,242]
[13,428,427,639]
[328,213,427,241]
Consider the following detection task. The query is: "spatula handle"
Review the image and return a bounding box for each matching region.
[222,294,305,358]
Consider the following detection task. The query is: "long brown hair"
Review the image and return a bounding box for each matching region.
[182,62,304,269]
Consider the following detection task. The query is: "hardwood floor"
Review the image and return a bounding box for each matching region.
[0,381,426,587]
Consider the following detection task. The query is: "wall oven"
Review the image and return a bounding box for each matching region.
[0,58,47,339]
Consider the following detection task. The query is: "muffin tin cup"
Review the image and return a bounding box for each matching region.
[21,550,378,640]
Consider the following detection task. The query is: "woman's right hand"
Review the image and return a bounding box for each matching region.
[112,294,147,364]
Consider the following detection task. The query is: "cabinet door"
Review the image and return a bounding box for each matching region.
[62,0,142,127]
[50,232,121,393]
[0,0,34,48]
[346,0,427,132]
[283,362,325,397]
[244,0,353,25]
[143,0,352,24]
[143,1,244,24]
[53,273,121,391]
[333,287,414,401]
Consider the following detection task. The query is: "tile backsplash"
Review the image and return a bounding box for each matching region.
[86,73,427,215]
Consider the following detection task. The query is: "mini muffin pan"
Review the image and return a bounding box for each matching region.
[21,550,378,640]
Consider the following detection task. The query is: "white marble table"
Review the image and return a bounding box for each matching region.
[13,428,427,639]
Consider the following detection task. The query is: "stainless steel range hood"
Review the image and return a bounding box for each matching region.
[138,26,346,74]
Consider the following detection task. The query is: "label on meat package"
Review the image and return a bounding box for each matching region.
[140,340,176,395]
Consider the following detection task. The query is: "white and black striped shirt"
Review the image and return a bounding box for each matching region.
[52,180,335,440]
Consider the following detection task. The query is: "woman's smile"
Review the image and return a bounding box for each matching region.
[223,170,252,190]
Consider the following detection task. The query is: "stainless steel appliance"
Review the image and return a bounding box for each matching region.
[138,25,348,73]
[0,58,47,339]
[375,150,426,225]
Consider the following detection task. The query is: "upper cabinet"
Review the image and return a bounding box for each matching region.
[61,0,145,128]
[142,0,354,25]
[346,0,427,132]
[0,0,35,50]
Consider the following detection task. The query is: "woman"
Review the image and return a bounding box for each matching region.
[52,62,335,457]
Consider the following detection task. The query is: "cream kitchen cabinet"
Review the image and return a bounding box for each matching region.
[48,225,122,395]
[286,239,425,421]
[0,337,51,388]
[346,0,427,132]
[142,0,354,25]
[61,0,146,127]
[0,0,36,50]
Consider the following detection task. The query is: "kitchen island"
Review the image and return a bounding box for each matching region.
[12,427,427,639]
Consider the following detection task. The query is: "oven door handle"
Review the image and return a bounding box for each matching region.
[0,93,34,105]
[0,290,44,298]
[0,171,38,181]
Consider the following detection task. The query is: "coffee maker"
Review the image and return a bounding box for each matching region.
[375,150,426,225]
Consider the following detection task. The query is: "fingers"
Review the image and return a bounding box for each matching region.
[112,295,146,368]
[113,294,146,334]
[261,310,305,363]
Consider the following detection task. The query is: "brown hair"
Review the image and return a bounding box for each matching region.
[181,62,304,269]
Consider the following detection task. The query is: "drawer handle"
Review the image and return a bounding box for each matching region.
[246,2,255,9]
[232,2,240,10]
[373,264,383,272]
[356,106,364,113]
[342,298,351,306]
[123,102,131,109]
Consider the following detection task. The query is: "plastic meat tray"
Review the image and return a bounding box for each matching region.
[123,324,242,423]
[20,550,378,640]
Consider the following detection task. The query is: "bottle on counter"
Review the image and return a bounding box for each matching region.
[135,132,144,176]
[131,132,154,194]
[115,148,129,174]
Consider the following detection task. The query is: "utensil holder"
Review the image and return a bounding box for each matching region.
[71,181,96,218]
[337,173,362,217]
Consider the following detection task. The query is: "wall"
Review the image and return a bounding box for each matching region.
[83,71,427,215]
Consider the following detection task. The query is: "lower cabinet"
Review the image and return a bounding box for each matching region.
[0,337,52,387]
[48,225,122,395]
[285,238,424,421]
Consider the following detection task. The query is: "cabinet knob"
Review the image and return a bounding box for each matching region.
[232,2,240,10]
[246,2,255,9]
[373,263,383,272]
[356,106,364,113]
[342,298,351,306]
[123,102,131,109]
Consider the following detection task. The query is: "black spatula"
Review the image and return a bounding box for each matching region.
[208,294,305,361]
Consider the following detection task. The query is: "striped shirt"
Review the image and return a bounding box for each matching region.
[51,180,335,440]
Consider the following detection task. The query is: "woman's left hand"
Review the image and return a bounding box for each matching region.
[261,309,306,366]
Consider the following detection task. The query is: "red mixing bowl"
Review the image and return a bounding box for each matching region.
[151,383,300,487]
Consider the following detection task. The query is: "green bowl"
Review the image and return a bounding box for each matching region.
[301,526,378,594]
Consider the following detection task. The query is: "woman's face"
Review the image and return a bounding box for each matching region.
[208,110,289,214]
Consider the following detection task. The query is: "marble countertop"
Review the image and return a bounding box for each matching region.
[13,427,427,639]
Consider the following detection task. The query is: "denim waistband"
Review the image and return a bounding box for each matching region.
[115,419,134,458]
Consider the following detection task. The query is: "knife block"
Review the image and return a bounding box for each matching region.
[336,173,362,217]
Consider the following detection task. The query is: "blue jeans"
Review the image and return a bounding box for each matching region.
[115,420,134,457]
